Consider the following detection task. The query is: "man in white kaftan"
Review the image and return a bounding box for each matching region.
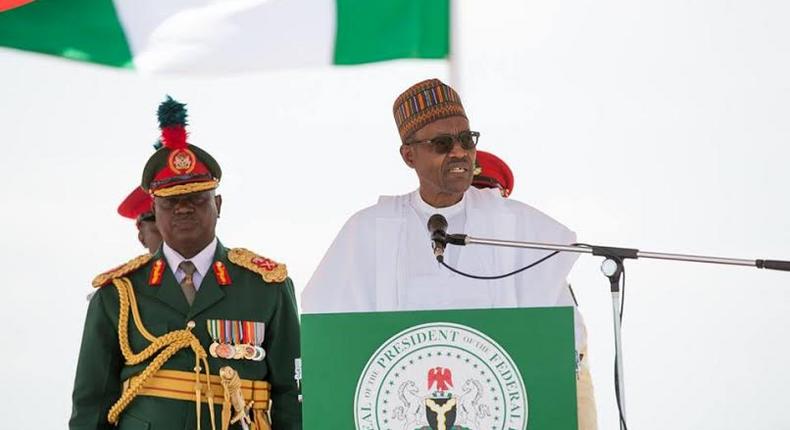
[302,187,587,347]
[301,79,597,430]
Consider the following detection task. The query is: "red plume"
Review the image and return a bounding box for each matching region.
[161,126,188,149]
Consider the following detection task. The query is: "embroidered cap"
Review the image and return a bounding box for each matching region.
[392,78,467,142]
[141,97,222,198]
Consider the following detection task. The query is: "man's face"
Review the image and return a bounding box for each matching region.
[137,218,163,254]
[400,116,476,207]
[153,190,222,256]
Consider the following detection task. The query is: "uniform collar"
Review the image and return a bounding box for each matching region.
[162,236,218,279]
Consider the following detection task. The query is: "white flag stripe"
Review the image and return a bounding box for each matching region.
[114,0,337,74]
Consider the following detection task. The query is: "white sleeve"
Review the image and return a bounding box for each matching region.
[301,211,377,313]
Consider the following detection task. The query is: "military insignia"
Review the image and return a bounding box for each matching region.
[213,261,232,286]
[209,342,219,358]
[216,343,236,360]
[473,165,483,176]
[148,259,165,286]
[354,323,528,430]
[242,344,257,361]
[92,253,153,288]
[227,248,287,283]
[207,319,265,361]
[207,319,223,358]
[167,148,197,174]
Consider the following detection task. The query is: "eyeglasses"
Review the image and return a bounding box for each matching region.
[405,131,480,154]
[154,191,212,210]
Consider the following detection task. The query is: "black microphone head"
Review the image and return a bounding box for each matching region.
[427,214,448,233]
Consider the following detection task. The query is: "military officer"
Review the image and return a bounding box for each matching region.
[70,97,302,430]
[118,186,163,253]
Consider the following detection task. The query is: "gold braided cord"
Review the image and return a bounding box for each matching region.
[120,277,158,342]
[152,180,218,197]
[109,278,216,430]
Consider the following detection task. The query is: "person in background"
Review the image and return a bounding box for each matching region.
[118,186,163,253]
[472,149,514,198]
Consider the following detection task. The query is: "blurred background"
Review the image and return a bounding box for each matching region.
[1,0,789,428]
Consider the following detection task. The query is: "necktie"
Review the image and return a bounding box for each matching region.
[179,261,197,306]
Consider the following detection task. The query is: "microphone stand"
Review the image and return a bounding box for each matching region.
[442,233,790,427]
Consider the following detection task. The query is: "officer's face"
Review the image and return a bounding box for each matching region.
[399,116,476,207]
[137,219,163,254]
[153,190,222,258]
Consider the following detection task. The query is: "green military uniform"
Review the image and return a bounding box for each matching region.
[70,245,301,429]
[70,97,302,429]
[70,244,302,430]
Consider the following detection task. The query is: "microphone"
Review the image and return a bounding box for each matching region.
[427,214,449,262]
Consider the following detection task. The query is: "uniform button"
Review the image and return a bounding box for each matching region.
[187,320,196,329]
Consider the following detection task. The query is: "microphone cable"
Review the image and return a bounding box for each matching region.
[438,242,592,280]
[439,250,560,280]
[615,267,628,430]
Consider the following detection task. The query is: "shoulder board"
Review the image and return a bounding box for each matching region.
[92,253,153,288]
[227,248,288,283]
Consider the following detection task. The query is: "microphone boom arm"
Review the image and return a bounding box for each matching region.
[449,234,790,272]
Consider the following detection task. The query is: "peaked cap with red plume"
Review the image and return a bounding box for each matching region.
[141,96,221,197]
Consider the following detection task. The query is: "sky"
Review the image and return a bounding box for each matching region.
[1,0,790,428]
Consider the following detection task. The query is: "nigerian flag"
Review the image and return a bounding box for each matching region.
[0,0,449,73]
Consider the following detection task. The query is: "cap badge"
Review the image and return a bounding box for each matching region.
[168,148,197,174]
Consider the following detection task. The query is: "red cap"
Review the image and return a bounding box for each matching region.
[118,187,153,220]
[472,150,514,197]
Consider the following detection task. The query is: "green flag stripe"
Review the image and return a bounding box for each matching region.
[333,0,449,65]
[0,0,133,68]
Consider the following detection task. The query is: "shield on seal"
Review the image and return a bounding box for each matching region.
[425,397,457,430]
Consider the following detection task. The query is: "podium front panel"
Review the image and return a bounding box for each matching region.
[302,306,577,430]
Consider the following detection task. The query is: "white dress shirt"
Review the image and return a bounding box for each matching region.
[162,237,218,290]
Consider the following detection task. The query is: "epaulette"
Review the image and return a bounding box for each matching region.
[227,248,288,283]
[92,253,153,288]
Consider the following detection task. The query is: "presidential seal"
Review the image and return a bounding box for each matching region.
[354,322,527,430]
